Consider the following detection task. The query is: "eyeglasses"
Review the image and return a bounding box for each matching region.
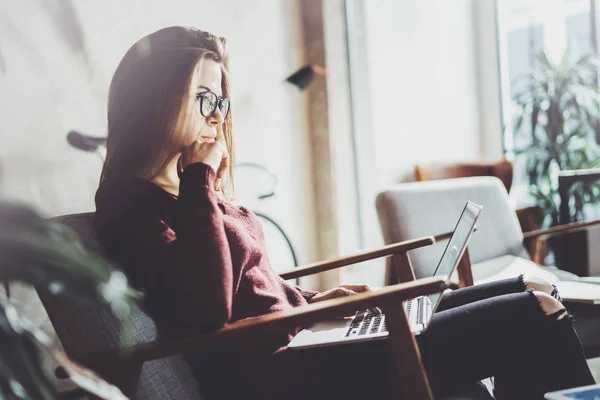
[196,91,230,120]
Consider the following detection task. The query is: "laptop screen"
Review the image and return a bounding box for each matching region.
[426,201,481,311]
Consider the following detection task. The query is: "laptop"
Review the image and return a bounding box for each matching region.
[545,383,600,399]
[288,201,482,350]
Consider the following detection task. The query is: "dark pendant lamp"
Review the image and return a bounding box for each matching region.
[285,65,327,90]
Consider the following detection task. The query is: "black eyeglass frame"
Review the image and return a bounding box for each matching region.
[196,91,230,119]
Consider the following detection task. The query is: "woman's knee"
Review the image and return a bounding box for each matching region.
[522,274,554,294]
[533,291,564,315]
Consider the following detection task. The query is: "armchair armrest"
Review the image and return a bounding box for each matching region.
[67,237,442,399]
[433,226,478,243]
[523,219,600,241]
[82,277,448,399]
[523,219,600,265]
[515,205,543,233]
[279,236,435,280]
[434,231,453,242]
[89,276,447,365]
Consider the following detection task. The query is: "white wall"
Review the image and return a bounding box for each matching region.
[364,0,482,188]
[0,0,317,270]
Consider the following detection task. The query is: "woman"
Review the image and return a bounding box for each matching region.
[95,26,594,400]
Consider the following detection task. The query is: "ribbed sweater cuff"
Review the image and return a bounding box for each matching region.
[181,162,216,188]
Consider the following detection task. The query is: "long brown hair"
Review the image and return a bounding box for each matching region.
[101,26,235,198]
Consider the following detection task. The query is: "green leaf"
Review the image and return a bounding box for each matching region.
[514,113,525,133]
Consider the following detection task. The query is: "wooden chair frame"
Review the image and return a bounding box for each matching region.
[74,236,448,400]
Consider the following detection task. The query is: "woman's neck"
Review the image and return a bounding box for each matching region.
[149,156,180,197]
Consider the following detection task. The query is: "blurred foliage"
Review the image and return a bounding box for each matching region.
[512,51,600,226]
[0,202,140,399]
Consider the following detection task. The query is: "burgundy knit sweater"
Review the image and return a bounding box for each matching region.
[94,162,316,396]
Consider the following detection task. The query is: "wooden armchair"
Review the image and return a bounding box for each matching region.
[40,213,451,400]
[376,177,600,358]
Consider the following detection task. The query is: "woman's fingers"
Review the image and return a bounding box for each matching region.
[334,287,355,298]
[308,287,349,303]
[338,285,381,314]
[309,285,381,314]
[214,143,229,191]
[180,140,227,174]
[339,284,372,293]
[216,142,230,178]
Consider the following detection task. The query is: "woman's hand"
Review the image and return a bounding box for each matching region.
[308,284,381,314]
[181,140,229,191]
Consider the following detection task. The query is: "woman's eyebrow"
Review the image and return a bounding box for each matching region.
[197,84,223,96]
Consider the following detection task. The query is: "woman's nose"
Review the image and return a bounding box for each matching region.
[207,108,224,126]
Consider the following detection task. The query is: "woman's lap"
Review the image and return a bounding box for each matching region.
[275,278,534,399]
[418,291,545,395]
[278,338,497,400]
[272,278,592,399]
[437,276,525,312]
[278,339,400,399]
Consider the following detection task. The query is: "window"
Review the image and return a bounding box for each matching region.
[497,0,600,222]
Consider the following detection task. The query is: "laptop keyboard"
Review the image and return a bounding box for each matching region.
[344,299,419,338]
[344,310,387,337]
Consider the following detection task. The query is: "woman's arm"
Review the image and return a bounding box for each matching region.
[169,163,234,332]
[95,163,233,335]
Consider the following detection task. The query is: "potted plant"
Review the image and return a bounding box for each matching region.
[512,50,600,228]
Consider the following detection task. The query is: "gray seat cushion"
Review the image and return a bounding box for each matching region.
[38,213,202,400]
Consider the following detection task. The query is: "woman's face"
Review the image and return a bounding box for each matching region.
[178,58,225,148]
